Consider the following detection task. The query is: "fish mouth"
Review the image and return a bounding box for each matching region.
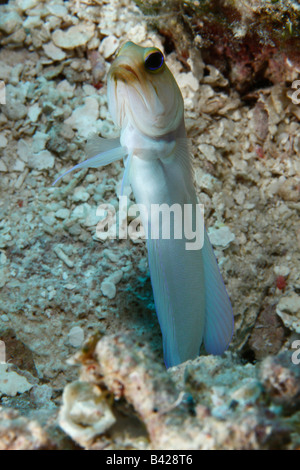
[109,61,152,112]
[108,58,141,85]
[117,64,140,82]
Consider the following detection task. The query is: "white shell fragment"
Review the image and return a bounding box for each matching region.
[52,23,95,50]
[68,326,84,348]
[28,150,55,170]
[0,364,33,397]
[208,225,235,248]
[65,97,99,138]
[43,42,66,61]
[99,35,120,59]
[59,381,116,448]
[100,281,116,300]
[276,293,300,333]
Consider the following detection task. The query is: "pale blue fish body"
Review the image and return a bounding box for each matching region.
[53,41,234,368]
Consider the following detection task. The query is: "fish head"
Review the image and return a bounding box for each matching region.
[107,41,184,138]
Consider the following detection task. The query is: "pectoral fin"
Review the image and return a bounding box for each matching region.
[53,135,127,185]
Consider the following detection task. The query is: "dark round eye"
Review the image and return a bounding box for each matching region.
[144,51,164,71]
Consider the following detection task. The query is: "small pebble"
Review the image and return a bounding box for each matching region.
[208,225,235,248]
[68,326,84,348]
[55,208,70,220]
[53,245,74,269]
[101,281,116,300]
[72,187,90,203]
[274,265,290,277]
[99,35,119,59]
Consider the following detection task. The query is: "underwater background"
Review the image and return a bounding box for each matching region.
[0,0,299,449]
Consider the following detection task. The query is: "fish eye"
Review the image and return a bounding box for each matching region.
[144,51,164,72]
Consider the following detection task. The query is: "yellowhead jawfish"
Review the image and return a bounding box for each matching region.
[54,42,234,368]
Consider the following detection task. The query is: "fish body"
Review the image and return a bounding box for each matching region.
[54,42,234,368]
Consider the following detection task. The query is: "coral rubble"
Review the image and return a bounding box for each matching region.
[0,0,299,450]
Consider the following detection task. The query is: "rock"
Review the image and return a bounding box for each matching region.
[176,71,199,92]
[9,63,23,86]
[59,381,116,448]
[66,332,292,450]
[276,292,300,334]
[0,62,12,82]
[0,364,33,397]
[1,27,26,46]
[71,203,92,220]
[11,158,26,172]
[28,103,41,123]
[0,252,7,266]
[16,0,39,10]
[107,270,123,285]
[46,3,68,18]
[23,15,42,29]
[30,384,53,408]
[0,160,7,172]
[55,208,70,220]
[32,132,49,153]
[278,177,300,202]
[198,144,217,164]
[65,96,99,138]
[28,150,55,170]
[53,245,74,269]
[277,292,300,316]
[71,187,90,203]
[43,42,66,61]
[17,139,30,162]
[248,304,285,360]
[194,168,219,195]
[0,328,37,375]
[0,409,54,450]
[52,23,95,50]
[260,352,300,414]
[274,265,290,277]
[56,79,76,97]
[46,128,68,156]
[127,24,147,43]
[0,12,23,35]
[208,225,235,248]
[0,133,7,149]
[99,35,120,59]
[100,281,116,300]
[88,50,106,83]
[42,215,56,226]
[68,326,84,348]
[2,100,27,121]
[83,211,98,227]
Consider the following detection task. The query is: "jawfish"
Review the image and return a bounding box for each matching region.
[54,42,234,368]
